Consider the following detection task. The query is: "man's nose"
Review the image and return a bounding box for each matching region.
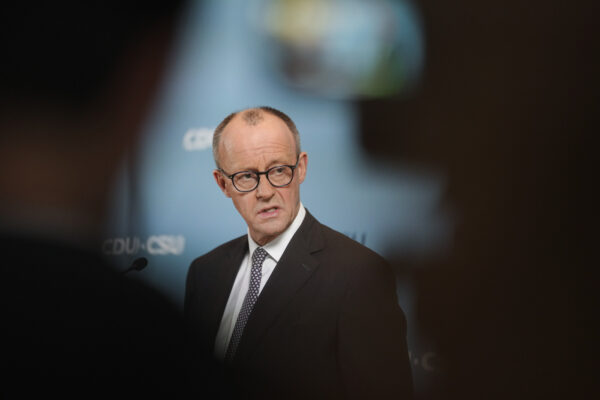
[255,175,275,199]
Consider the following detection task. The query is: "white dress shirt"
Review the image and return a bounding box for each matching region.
[213,203,306,360]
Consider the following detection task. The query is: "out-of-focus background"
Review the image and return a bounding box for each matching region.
[103,0,595,398]
[105,0,445,394]
[105,0,439,301]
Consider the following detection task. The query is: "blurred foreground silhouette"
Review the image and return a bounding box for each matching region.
[359,1,596,399]
[0,3,197,398]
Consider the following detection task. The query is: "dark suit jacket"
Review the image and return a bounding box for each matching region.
[184,210,413,399]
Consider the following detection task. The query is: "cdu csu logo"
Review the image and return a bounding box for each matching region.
[103,235,185,256]
[182,128,213,151]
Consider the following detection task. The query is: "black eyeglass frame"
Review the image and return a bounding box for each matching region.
[219,157,300,193]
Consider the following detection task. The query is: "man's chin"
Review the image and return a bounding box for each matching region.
[251,223,287,245]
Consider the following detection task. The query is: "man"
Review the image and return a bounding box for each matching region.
[0,3,194,398]
[184,106,414,399]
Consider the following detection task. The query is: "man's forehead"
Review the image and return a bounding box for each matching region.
[221,115,294,149]
[221,136,295,162]
[220,120,295,167]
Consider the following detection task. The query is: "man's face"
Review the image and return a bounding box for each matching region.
[213,113,307,246]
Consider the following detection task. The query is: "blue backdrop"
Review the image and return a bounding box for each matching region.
[104,1,450,397]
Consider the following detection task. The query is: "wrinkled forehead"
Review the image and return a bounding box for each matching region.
[219,115,296,168]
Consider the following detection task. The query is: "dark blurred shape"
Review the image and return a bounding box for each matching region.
[123,256,149,275]
[252,0,424,99]
[1,3,182,109]
[359,0,596,399]
[0,2,197,398]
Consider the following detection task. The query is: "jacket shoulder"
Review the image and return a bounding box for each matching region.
[318,222,388,265]
[188,234,246,270]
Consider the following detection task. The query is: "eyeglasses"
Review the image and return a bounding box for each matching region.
[219,158,299,193]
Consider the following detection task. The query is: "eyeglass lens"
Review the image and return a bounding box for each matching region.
[233,165,294,191]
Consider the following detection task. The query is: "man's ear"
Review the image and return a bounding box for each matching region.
[297,152,308,184]
[213,169,232,198]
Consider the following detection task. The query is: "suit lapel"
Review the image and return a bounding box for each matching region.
[233,210,325,363]
[205,236,248,346]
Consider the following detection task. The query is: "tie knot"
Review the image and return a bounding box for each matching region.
[252,247,268,265]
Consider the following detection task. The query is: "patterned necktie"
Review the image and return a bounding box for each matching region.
[225,247,268,362]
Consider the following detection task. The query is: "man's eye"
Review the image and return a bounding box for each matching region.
[272,167,285,175]
[238,173,255,181]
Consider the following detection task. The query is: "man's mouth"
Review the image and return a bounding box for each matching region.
[258,206,279,218]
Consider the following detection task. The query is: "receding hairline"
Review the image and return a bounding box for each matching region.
[212,106,301,168]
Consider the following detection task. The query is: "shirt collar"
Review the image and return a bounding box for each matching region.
[247,202,306,262]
